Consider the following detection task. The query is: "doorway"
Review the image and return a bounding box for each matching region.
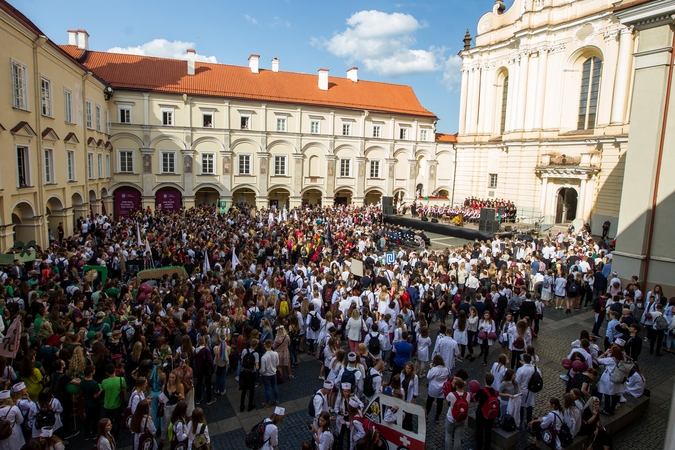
[555,188,578,223]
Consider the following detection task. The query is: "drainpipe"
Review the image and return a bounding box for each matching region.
[33,35,48,245]
[642,28,675,285]
[451,143,458,206]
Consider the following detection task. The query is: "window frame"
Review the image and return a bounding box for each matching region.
[202,112,214,128]
[16,145,30,188]
[419,129,428,142]
[40,76,53,117]
[399,127,409,140]
[201,152,215,175]
[342,122,352,137]
[118,150,134,173]
[97,153,103,178]
[500,76,509,135]
[276,116,287,133]
[310,119,320,134]
[240,113,251,130]
[372,124,382,138]
[95,104,102,131]
[577,57,602,131]
[118,105,132,124]
[106,154,111,178]
[161,151,177,174]
[489,173,498,189]
[87,152,95,179]
[369,160,381,179]
[86,100,93,129]
[66,150,76,181]
[44,148,55,184]
[339,158,352,177]
[238,154,252,175]
[161,108,174,127]
[64,88,74,123]
[274,155,288,176]
[11,60,28,110]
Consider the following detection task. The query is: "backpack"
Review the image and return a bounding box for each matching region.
[310,313,321,332]
[35,402,56,429]
[450,392,469,422]
[137,419,156,450]
[241,350,256,372]
[308,392,322,418]
[501,414,517,432]
[363,369,380,397]
[56,258,67,275]
[244,419,271,450]
[654,314,669,331]
[192,423,210,450]
[610,360,634,384]
[340,368,357,389]
[0,407,13,440]
[169,421,187,450]
[279,300,289,317]
[250,312,264,331]
[367,333,381,355]
[542,277,551,290]
[528,366,543,393]
[442,376,455,398]
[567,280,578,297]
[480,388,500,420]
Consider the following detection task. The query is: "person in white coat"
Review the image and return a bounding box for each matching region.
[477,311,496,365]
[514,354,540,428]
[305,305,324,355]
[434,326,460,374]
[597,345,627,415]
[364,324,387,360]
[12,382,36,443]
[260,407,285,450]
[425,355,449,422]
[130,399,157,450]
[186,408,209,450]
[0,390,25,450]
[32,390,63,438]
[529,397,563,450]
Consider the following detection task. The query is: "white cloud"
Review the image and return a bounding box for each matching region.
[441,54,463,91]
[245,14,258,25]
[314,10,441,77]
[270,16,290,28]
[107,39,217,63]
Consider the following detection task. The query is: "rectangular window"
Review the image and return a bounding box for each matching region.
[203,113,213,128]
[119,150,134,173]
[342,123,352,136]
[276,117,287,132]
[340,158,351,177]
[161,152,176,173]
[106,154,111,178]
[95,105,102,131]
[104,110,109,134]
[372,124,381,138]
[119,106,131,124]
[12,61,28,110]
[16,146,29,187]
[67,150,76,181]
[420,129,428,142]
[64,89,73,123]
[162,110,174,126]
[274,155,287,176]
[88,153,94,179]
[97,153,103,178]
[399,127,408,140]
[310,120,320,134]
[240,115,250,130]
[86,101,93,129]
[201,153,214,174]
[369,160,380,178]
[238,154,251,175]
[44,149,54,183]
[500,77,509,135]
[489,173,498,189]
[41,77,52,117]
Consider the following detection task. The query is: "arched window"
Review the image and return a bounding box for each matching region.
[500,76,509,135]
[308,155,319,176]
[577,57,602,130]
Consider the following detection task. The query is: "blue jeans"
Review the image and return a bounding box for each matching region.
[262,374,278,405]
[216,365,227,392]
[289,343,298,365]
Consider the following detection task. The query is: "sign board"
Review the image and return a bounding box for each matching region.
[114,188,141,218]
[219,200,227,215]
[157,189,181,212]
[383,252,396,265]
[0,251,36,265]
[350,260,364,277]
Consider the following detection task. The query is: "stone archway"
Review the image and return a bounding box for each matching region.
[302,189,323,206]
[113,186,142,219]
[45,197,65,244]
[364,190,383,205]
[195,187,220,207]
[556,187,578,223]
[334,189,352,205]
[71,192,86,230]
[268,188,291,209]
[232,187,257,206]
[12,202,37,245]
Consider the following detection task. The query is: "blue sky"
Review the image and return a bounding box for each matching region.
[14,0,496,133]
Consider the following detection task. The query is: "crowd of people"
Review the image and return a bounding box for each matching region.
[0,202,667,450]
[395,197,518,224]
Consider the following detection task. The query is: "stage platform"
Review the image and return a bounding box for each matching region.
[384,214,515,241]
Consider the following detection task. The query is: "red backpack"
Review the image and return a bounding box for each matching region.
[442,376,455,398]
[480,387,500,420]
[451,391,469,422]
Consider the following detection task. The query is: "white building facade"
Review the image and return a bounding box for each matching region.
[455,0,634,233]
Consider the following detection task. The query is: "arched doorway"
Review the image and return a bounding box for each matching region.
[89,189,98,220]
[436,189,449,198]
[232,187,256,206]
[302,189,322,206]
[12,202,37,245]
[334,189,352,205]
[364,190,383,205]
[556,188,578,223]
[46,197,65,243]
[113,187,142,219]
[416,183,424,198]
[156,187,182,212]
[268,188,290,209]
[101,187,109,216]
[195,187,220,207]
[71,192,85,230]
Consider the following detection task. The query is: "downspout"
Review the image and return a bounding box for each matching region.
[642,27,675,284]
[33,35,48,245]
[451,143,458,206]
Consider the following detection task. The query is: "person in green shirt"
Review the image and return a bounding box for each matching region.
[80,364,103,440]
[101,363,126,440]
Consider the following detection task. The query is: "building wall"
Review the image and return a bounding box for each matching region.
[456,0,631,231]
[0,10,110,251]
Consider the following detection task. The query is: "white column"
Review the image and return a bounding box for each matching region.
[507,58,520,132]
[578,177,588,220]
[533,49,548,130]
[465,68,477,135]
[458,68,469,135]
[539,176,549,215]
[469,68,482,134]
[515,52,530,131]
[479,67,496,135]
[610,27,633,125]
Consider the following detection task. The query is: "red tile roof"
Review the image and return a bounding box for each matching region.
[613,0,654,12]
[435,133,457,142]
[59,46,437,118]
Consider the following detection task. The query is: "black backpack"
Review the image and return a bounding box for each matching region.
[307,392,322,417]
[241,350,256,372]
[35,403,56,429]
[363,369,380,397]
[528,366,543,393]
[367,333,381,355]
[340,368,357,389]
[501,414,517,432]
[310,313,321,332]
[567,280,578,296]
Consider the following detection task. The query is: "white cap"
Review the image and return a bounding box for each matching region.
[348,397,363,409]
[0,391,10,400]
[11,382,25,393]
[348,352,357,362]
[323,380,334,390]
[40,427,53,438]
[274,406,285,416]
[341,382,352,391]
[614,338,626,347]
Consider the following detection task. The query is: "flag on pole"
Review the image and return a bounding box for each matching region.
[278,211,282,222]
[282,208,287,221]
[0,318,21,359]
[203,250,211,274]
[136,223,142,247]
[232,247,240,268]
[294,211,298,221]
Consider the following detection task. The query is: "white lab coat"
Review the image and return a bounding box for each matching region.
[0,405,25,450]
[597,357,626,396]
[514,364,540,408]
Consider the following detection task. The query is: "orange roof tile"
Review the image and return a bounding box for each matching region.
[59,46,437,118]
[435,133,457,143]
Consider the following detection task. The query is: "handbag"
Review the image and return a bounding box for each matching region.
[157,403,164,418]
[541,412,561,449]
[192,423,210,450]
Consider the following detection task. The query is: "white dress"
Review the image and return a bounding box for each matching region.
[0,405,25,450]
[452,321,468,345]
[490,363,507,388]
[597,357,626,396]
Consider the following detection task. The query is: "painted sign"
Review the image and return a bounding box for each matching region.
[114,188,141,218]
[156,189,181,212]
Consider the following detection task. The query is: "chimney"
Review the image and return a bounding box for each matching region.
[272,58,279,73]
[347,67,358,82]
[77,29,89,50]
[187,49,196,76]
[67,30,77,46]
[318,69,329,91]
[248,54,260,74]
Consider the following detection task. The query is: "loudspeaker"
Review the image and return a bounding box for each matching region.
[480,208,496,221]
[479,220,487,232]
[383,206,395,216]
[421,217,429,222]
[382,196,393,209]
[431,218,439,223]
[498,206,505,215]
